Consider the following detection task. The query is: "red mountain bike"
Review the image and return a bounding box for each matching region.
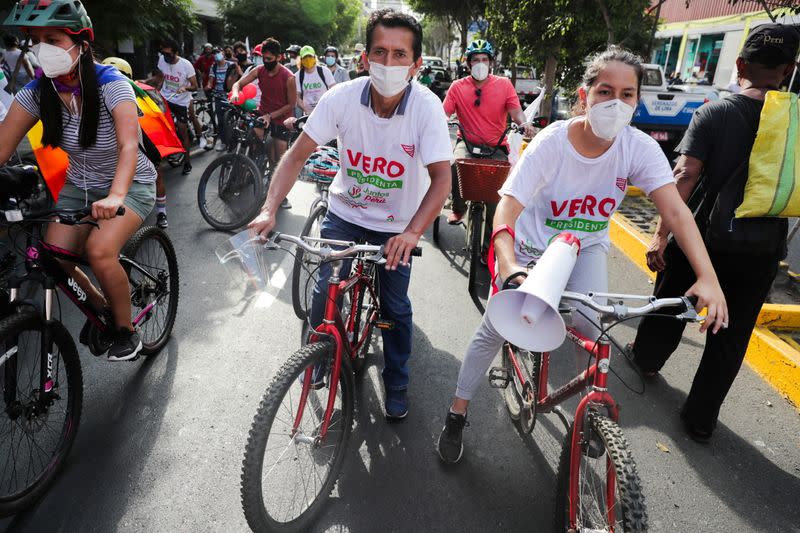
[491,279,703,532]
[239,232,421,533]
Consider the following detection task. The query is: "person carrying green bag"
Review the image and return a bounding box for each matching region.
[627,23,800,443]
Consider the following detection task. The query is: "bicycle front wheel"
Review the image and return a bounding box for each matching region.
[291,204,327,321]
[123,226,180,355]
[197,153,265,231]
[241,341,354,533]
[467,203,484,294]
[0,309,82,517]
[554,413,648,533]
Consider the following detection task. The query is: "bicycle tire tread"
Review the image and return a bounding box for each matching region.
[240,341,354,533]
[554,414,647,533]
[0,309,83,518]
[122,226,180,355]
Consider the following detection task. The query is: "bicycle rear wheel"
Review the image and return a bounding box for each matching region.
[467,203,484,294]
[291,204,327,321]
[554,413,648,533]
[501,346,539,432]
[0,309,82,517]
[197,153,264,231]
[122,226,180,355]
[241,341,354,533]
[349,265,378,374]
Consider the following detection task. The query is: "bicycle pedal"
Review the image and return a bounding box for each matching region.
[374,319,395,330]
[488,366,511,389]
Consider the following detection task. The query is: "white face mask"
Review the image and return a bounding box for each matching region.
[33,42,80,78]
[586,98,635,141]
[369,62,411,97]
[471,62,489,81]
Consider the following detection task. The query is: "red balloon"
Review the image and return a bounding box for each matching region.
[241,83,257,100]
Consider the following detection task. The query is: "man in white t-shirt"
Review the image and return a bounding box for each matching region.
[149,38,200,174]
[295,45,336,114]
[249,9,452,420]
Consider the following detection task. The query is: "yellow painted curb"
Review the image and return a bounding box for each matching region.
[609,214,651,277]
[611,211,800,409]
[748,328,800,408]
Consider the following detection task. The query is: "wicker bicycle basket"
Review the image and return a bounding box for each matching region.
[455,158,512,203]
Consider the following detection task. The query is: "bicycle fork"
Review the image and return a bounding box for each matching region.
[292,262,345,444]
[567,336,619,529]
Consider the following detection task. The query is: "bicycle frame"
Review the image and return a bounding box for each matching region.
[293,259,378,441]
[504,323,619,528]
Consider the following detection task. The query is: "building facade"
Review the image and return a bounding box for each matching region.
[650,0,798,90]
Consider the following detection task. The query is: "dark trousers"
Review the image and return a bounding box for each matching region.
[309,212,413,391]
[632,241,778,432]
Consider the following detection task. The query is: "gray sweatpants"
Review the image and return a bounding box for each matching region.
[455,245,608,401]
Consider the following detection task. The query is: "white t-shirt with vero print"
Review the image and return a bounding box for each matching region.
[157,55,195,107]
[303,77,452,233]
[499,118,675,264]
[296,66,336,112]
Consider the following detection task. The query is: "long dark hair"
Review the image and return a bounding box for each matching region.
[39,36,100,149]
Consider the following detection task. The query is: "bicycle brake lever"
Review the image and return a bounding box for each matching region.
[676,296,705,322]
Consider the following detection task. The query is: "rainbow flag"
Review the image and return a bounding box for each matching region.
[28,79,184,201]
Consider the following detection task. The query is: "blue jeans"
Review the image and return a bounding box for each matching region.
[309,212,413,391]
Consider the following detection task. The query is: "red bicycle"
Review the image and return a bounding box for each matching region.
[491,280,702,532]
[239,232,421,533]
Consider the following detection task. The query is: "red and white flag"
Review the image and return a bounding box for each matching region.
[616,177,627,192]
[401,144,415,158]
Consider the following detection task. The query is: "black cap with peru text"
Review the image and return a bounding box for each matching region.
[740,23,800,67]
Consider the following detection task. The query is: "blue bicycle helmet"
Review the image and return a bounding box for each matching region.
[465,39,494,60]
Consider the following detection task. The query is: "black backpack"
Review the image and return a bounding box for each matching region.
[299,66,329,101]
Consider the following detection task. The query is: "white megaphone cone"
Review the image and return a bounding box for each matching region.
[486,233,581,352]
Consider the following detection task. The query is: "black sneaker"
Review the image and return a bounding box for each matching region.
[107,328,143,362]
[182,163,192,175]
[280,198,292,209]
[156,212,168,229]
[437,411,468,464]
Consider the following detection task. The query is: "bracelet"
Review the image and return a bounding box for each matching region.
[491,224,515,241]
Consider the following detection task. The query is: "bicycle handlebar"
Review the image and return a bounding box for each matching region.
[8,205,126,227]
[269,232,421,264]
[560,291,703,322]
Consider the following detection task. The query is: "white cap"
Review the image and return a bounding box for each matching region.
[354,42,365,53]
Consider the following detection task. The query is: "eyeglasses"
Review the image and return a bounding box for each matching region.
[474,88,482,107]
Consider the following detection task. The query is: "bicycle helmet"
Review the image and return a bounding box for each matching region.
[101,57,132,78]
[465,39,494,60]
[286,44,301,55]
[4,0,94,41]
[302,146,340,184]
[324,46,338,58]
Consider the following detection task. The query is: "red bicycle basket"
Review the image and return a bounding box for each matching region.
[455,158,511,203]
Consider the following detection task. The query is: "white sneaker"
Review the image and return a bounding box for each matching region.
[215,141,226,152]
[198,136,208,150]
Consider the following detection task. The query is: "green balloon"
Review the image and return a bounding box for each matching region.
[243,98,258,112]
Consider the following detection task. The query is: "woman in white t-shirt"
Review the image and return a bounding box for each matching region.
[436,47,729,464]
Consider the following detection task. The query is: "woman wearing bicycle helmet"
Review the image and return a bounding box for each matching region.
[436,46,729,464]
[0,0,157,361]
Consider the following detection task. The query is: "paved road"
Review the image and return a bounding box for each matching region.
[2,150,799,533]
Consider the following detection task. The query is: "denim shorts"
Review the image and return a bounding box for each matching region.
[57,182,156,221]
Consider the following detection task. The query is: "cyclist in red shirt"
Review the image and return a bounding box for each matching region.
[443,40,534,260]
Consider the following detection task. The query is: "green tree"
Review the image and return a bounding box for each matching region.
[407,0,486,52]
[82,0,197,47]
[486,0,654,117]
[217,0,362,50]
[421,15,455,60]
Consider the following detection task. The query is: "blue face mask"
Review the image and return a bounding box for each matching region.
[325,56,336,67]
[215,53,224,62]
